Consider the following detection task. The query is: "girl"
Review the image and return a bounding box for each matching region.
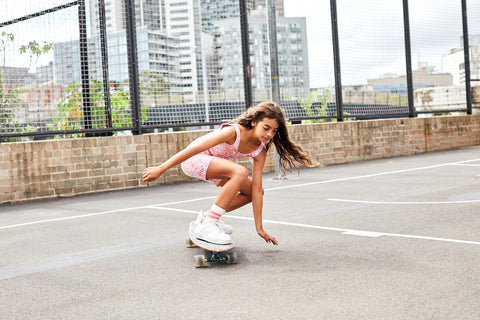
[142,102,316,245]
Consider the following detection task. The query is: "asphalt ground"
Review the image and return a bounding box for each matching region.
[1,145,480,319]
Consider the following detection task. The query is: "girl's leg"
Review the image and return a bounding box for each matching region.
[205,158,250,210]
[220,177,264,212]
[192,158,249,244]
[194,177,257,235]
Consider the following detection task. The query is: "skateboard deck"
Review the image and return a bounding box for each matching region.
[187,222,237,268]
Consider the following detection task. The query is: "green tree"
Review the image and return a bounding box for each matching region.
[1,32,52,142]
[48,82,84,137]
[121,71,170,106]
[1,32,20,140]
[292,90,331,124]
[49,80,148,138]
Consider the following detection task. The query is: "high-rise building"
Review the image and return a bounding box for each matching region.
[53,27,181,91]
[165,0,204,100]
[254,0,285,16]
[199,0,284,33]
[200,0,253,32]
[89,0,166,35]
[136,0,166,30]
[85,0,305,102]
[89,0,125,35]
[214,16,310,100]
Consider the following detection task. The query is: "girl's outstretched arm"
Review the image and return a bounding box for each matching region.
[251,151,278,245]
[142,126,236,182]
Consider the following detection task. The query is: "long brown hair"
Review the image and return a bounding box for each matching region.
[234,102,317,176]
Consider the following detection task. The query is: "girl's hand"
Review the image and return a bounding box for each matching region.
[142,166,163,182]
[258,229,278,245]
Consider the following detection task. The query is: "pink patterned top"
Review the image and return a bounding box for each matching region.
[180,123,264,186]
[205,123,264,159]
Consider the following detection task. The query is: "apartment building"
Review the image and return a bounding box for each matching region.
[214,15,310,100]
[441,45,480,85]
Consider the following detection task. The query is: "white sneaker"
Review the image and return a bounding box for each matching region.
[189,212,204,234]
[193,220,232,245]
[191,211,233,234]
[217,219,233,235]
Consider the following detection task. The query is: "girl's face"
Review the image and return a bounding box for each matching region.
[253,117,279,143]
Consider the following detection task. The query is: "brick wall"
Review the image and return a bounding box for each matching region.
[1,115,480,204]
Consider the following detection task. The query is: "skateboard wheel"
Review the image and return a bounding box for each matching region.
[186,237,196,248]
[194,255,206,268]
[226,251,238,264]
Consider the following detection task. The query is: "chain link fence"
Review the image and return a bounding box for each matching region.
[1,0,479,141]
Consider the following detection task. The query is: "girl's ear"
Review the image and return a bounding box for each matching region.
[251,120,256,127]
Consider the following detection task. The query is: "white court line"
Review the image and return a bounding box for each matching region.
[0,198,213,231]
[1,157,479,231]
[328,198,480,205]
[145,206,199,214]
[149,206,480,246]
[0,206,146,231]
[265,158,480,192]
[451,163,480,167]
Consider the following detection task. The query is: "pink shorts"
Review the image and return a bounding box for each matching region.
[181,154,223,186]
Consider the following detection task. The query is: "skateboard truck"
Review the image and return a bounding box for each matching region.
[194,251,238,268]
[186,236,238,268]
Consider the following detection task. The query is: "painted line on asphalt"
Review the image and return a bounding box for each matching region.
[264,158,480,192]
[328,198,480,205]
[2,158,479,231]
[148,206,480,246]
[0,206,146,230]
[0,198,215,231]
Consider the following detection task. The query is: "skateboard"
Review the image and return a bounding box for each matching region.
[186,222,237,268]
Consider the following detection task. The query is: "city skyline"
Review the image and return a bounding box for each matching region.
[1,0,480,88]
[284,0,480,87]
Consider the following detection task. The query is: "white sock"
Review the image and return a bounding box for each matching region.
[205,203,226,223]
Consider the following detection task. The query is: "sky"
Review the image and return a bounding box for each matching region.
[2,0,480,88]
[284,0,480,87]
[0,0,79,70]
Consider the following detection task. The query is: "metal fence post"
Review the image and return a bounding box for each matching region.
[461,0,472,115]
[98,0,112,130]
[239,0,253,109]
[330,0,343,122]
[402,0,415,117]
[124,0,142,134]
[266,0,282,180]
[78,0,92,130]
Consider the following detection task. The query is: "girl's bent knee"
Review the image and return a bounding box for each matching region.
[232,165,249,180]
